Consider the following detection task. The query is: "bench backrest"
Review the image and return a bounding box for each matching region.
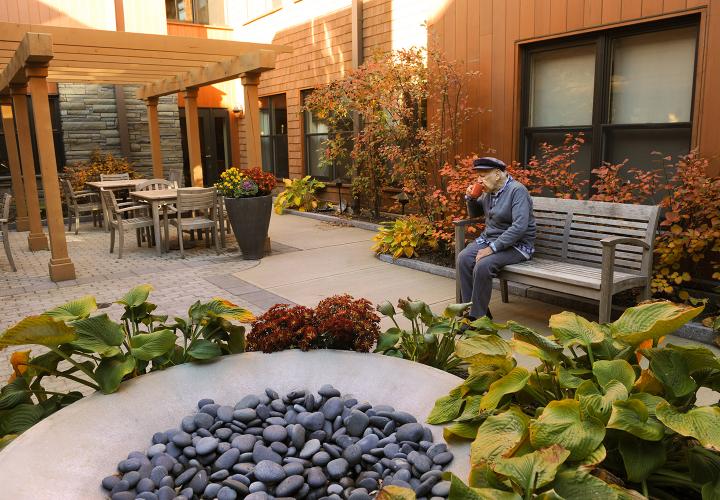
[532,197,660,274]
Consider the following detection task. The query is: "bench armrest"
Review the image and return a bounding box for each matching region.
[452,217,484,227]
[600,236,650,250]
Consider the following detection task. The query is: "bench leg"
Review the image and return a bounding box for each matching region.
[500,279,509,303]
[639,283,652,302]
[599,291,612,324]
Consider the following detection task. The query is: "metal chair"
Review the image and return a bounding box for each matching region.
[100,189,154,259]
[170,187,219,258]
[0,193,16,271]
[61,179,102,234]
[100,173,130,181]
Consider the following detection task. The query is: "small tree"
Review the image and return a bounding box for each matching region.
[304,47,474,219]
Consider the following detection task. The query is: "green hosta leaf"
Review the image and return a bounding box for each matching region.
[117,284,153,307]
[689,447,720,485]
[398,299,430,321]
[457,395,485,422]
[376,328,402,352]
[508,321,565,362]
[462,369,503,396]
[702,479,720,500]
[0,403,45,435]
[187,339,222,360]
[95,355,136,394]
[575,380,601,397]
[643,348,696,398]
[494,444,571,491]
[549,311,605,347]
[471,406,530,467]
[512,340,557,364]
[576,444,606,468]
[227,326,245,354]
[611,301,704,346]
[444,472,522,500]
[25,350,63,380]
[444,421,481,441]
[455,335,513,363]
[592,360,636,392]
[468,317,507,333]
[665,344,720,373]
[628,392,666,418]
[619,436,666,482]
[443,302,472,319]
[377,301,397,317]
[0,316,76,350]
[130,330,176,361]
[376,485,416,499]
[427,388,464,424]
[558,367,589,389]
[42,295,97,321]
[607,399,665,441]
[0,377,32,410]
[0,434,18,451]
[189,298,255,323]
[553,468,618,499]
[580,380,628,424]
[530,399,606,461]
[480,367,530,411]
[71,314,124,357]
[656,402,720,450]
[534,492,565,500]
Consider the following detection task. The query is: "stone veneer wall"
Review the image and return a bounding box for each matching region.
[58,83,183,177]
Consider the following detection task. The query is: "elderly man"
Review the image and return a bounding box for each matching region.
[457,157,536,320]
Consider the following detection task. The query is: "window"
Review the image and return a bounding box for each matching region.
[260,94,289,178]
[240,0,282,23]
[166,0,210,24]
[302,90,353,181]
[521,20,698,183]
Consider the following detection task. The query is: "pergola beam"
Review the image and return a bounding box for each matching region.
[0,32,52,91]
[138,49,277,99]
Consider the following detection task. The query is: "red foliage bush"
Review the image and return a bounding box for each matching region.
[246,295,380,353]
[314,294,380,352]
[242,167,277,195]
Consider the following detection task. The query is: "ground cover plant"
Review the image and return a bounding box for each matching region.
[426,300,720,499]
[0,285,253,450]
[372,216,438,259]
[274,175,326,214]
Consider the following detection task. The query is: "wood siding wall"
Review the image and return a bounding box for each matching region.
[0,0,117,29]
[428,0,720,174]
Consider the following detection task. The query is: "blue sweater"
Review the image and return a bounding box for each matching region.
[467,178,536,257]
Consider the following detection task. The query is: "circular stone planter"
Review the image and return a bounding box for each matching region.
[0,350,470,499]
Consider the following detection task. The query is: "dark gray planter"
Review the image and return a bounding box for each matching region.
[224,195,272,259]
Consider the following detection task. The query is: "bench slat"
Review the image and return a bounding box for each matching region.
[571,214,651,229]
[501,258,643,289]
[568,221,647,237]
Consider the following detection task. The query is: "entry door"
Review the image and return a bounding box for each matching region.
[179,107,231,187]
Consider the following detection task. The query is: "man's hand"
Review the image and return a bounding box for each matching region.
[466,184,475,197]
[475,246,493,262]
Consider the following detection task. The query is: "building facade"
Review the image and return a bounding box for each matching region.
[0,0,718,190]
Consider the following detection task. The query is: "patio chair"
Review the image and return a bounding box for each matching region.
[100,173,130,181]
[0,192,16,272]
[61,179,102,234]
[136,179,175,246]
[168,169,185,188]
[170,187,219,258]
[100,189,154,259]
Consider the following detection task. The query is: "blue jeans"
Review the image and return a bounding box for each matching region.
[457,241,526,318]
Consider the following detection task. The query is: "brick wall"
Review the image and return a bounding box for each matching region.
[58,83,183,176]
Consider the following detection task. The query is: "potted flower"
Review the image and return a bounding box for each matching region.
[216,167,277,259]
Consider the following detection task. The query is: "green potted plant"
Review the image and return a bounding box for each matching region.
[216,167,276,260]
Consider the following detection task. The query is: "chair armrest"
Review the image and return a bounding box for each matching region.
[74,192,97,200]
[116,205,149,214]
[600,236,650,250]
[452,217,484,227]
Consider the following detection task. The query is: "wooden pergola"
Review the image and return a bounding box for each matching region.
[0,22,289,282]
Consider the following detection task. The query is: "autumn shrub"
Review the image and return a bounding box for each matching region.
[313,294,380,351]
[246,295,380,353]
[372,215,438,259]
[274,176,326,214]
[62,150,140,192]
[241,167,277,195]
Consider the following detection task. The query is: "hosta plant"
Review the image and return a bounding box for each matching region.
[274,175,326,214]
[427,300,720,499]
[375,299,471,372]
[0,285,253,449]
[372,216,438,259]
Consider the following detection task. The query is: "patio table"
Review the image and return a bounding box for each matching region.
[86,179,147,231]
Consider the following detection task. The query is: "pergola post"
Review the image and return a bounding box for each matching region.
[184,87,203,187]
[25,64,75,282]
[0,95,29,231]
[241,73,261,168]
[146,96,163,178]
[10,84,48,251]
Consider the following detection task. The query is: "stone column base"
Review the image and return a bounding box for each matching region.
[28,232,49,251]
[48,257,76,282]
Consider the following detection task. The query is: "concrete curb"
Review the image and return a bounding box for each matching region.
[375,253,716,345]
[284,209,381,232]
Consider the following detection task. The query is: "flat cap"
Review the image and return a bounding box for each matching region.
[472,157,506,171]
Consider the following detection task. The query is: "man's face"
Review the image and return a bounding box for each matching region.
[477,169,503,192]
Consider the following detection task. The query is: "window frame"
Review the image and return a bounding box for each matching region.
[519,15,700,178]
[260,93,289,179]
[165,0,210,25]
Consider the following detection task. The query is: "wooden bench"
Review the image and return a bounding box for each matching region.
[454,197,661,323]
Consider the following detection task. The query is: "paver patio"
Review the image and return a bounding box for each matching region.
[0,212,716,399]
